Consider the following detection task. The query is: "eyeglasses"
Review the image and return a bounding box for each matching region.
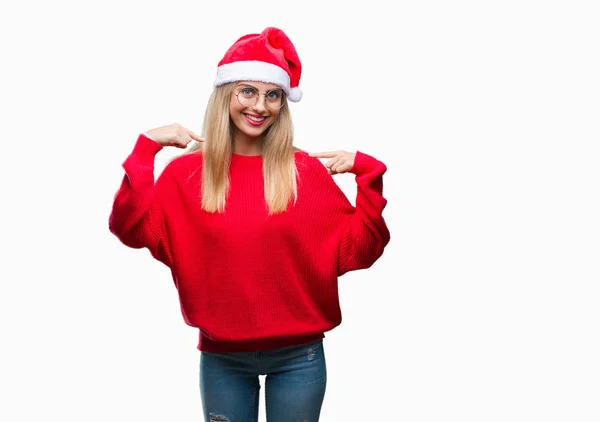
[235,86,286,110]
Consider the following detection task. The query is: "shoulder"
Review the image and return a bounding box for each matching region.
[159,150,204,183]
[165,150,203,171]
[293,150,328,176]
[294,151,349,198]
[294,151,354,211]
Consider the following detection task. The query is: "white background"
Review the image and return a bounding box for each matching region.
[1,0,599,421]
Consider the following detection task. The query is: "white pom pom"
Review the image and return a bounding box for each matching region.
[287,87,302,102]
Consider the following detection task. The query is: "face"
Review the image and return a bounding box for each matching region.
[229,81,284,141]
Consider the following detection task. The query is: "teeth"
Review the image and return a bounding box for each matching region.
[245,114,265,122]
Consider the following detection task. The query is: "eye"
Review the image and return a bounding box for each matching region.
[240,88,257,97]
[266,90,283,100]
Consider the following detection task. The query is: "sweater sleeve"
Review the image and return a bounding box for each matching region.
[338,151,391,276]
[108,133,174,268]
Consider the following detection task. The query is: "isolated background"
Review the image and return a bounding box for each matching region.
[1,0,598,421]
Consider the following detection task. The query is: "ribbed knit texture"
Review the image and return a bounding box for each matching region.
[109,133,391,352]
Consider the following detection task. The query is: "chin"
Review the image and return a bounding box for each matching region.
[237,119,273,138]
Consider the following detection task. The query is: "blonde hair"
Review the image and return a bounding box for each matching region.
[183,82,301,215]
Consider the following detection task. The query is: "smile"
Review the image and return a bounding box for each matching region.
[244,113,267,126]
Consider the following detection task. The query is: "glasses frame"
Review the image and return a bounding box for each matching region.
[234,85,286,110]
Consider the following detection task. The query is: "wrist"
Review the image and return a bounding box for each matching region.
[351,151,387,176]
[132,133,164,161]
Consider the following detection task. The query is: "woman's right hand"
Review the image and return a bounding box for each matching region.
[146,123,204,148]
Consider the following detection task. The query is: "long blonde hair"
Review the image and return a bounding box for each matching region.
[184,82,301,215]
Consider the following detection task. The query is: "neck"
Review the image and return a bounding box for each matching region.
[232,131,263,156]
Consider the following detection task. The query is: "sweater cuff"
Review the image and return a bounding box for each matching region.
[350,151,387,176]
[130,133,163,164]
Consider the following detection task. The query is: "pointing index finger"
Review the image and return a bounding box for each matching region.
[309,151,337,158]
[187,129,204,142]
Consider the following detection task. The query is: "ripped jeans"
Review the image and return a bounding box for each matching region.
[199,338,327,422]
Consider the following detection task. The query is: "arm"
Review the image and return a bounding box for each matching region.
[338,151,391,275]
[108,133,174,267]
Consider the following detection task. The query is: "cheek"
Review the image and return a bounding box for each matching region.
[229,97,238,114]
[270,111,281,123]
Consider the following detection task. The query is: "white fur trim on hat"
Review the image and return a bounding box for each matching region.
[215,60,301,101]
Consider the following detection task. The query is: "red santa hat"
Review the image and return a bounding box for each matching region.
[214,27,303,102]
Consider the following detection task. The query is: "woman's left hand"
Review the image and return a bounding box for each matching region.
[309,150,356,175]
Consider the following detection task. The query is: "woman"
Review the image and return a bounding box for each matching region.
[109,26,390,422]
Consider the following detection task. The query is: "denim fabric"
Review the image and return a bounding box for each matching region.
[200,338,327,422]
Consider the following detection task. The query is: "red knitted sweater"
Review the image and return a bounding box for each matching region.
[109,133,391,352]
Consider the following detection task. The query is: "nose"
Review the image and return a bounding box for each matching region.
[252,94,268,113]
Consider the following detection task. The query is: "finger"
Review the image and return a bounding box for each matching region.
[326,157,343,170]
[186,129,204,142]
[331,159,348,173]
[176,139,189,148]
[335,163,352,174]
[177,136,192,148]
[309,151,339,158]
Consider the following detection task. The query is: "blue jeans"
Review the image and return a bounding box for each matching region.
[199,338,327,422]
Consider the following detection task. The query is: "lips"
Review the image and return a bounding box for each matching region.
[244,113,267,126]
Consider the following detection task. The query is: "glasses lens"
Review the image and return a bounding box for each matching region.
[237,87,257,108]
[236,87,285,109]
[265,90,284,110]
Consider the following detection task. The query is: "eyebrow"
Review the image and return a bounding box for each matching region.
[236,82,282,92]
